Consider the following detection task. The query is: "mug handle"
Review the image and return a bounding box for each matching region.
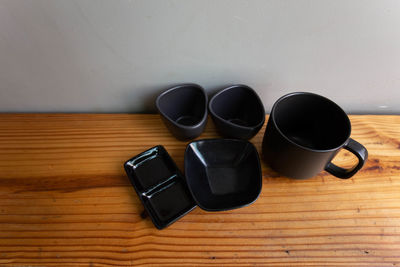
[325,138,368,179]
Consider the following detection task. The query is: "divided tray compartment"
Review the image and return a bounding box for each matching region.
[124,145,196,229]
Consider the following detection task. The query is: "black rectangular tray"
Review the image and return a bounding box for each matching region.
[124,145,196,229]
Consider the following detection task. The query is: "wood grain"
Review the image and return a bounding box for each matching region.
[0,114,399,266]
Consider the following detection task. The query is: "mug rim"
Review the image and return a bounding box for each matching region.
[270,92,352,153]
[156,83,208,130]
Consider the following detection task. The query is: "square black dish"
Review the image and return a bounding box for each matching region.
[124,145,196,229]
[184,139,262,211]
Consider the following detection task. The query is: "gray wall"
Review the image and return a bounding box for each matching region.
[1,0,399,113]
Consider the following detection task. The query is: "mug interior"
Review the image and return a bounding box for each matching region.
[211,86,264,127]
[273,93,351,150]
[158,86,206,126]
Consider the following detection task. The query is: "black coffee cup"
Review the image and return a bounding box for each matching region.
[156,84,208,140]
[262,92,368,179]
[209,85,265,139]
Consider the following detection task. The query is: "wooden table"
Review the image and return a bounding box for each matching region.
[0,114,399,266]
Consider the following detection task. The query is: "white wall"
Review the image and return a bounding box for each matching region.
[0,0,399,113]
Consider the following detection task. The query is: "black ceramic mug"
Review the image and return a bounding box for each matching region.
[262,92,368,179]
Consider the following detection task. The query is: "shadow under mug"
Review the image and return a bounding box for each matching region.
[262,92,368,179]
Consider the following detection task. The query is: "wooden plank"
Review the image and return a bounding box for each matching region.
[0,114,399,266]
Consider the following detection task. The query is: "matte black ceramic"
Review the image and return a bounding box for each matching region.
[262,92,368,180]
[156,84,208,140]
[184,139,262,211]
[209,85,265,139]
[124,145,196,229]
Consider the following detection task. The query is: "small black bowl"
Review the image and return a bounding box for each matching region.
[156,84,208,140]
[209,85,265,139]
[184,139,262,211]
